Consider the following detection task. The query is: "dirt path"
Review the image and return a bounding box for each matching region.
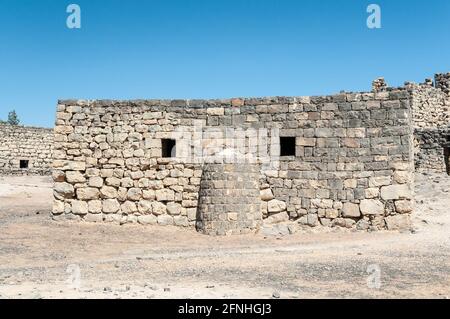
[0,174,448,299]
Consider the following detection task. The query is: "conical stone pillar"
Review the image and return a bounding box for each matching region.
[197,162,262,236]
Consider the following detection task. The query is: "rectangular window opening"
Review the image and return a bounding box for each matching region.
[162,139,176,158]
[280,137,296,157]
[20,160,29,169]
[444,147,450,176]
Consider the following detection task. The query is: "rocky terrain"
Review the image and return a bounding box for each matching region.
[0,173,448,299]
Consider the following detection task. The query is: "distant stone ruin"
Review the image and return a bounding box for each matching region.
[0,124,53,175]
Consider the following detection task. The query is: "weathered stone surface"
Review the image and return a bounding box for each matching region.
[54,160,86,171]
[393,171,410,184]
[157,215,174,226]
[325,209,339,219]
[395,200,413,214]
[365,188,380,199]
[260,188,274,201]
[89,176,104,188]
[151,202,167,215]
[102,199,120,214]
[264,212,289,224]
[167,202,182,216]
[360,199,384,215]
[356,219,370,231]
[187,208,197,221]
[207,107,225,116]
[54,182,75,198]
[66,171,86,183]
[88,200,102,214]
[173,215,189,227]
[138,200,152,214]
[342,203,361,218]
[369,176,391,187]
[53,200,65,214]
[385,214,412,231]
[121,201,137,214]
[306,214,319,227]
[268,199,287,213]
[106,177,121,187]
[142,189,155,200]
[127,188,142,201]
[77,188,100,200]
[104,214,121,223]
[100,186,118,199]
[332,218,355,228]
[380,184,412,200]
[138,215,157,225]
[71,201,88,215]
[155,189,175,201]
[52,170,66,182]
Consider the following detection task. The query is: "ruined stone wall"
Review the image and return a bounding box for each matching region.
[408,80,449,129]
[0,124,53,175]
[435,72,450,95]
[52,91,414,232]
[414,128,450,173]
[409,73,450,173]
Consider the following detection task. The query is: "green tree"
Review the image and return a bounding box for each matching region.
[7,110,20,126]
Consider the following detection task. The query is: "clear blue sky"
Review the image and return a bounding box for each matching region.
[0,0,449,128]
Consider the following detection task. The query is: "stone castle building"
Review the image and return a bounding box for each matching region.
[1,72,448,235]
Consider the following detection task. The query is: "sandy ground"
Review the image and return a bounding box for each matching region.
[0,173,448,299]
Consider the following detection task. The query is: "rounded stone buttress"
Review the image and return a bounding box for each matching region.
[196,162,262,236]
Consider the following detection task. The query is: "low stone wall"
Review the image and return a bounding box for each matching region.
[0,124,53,175]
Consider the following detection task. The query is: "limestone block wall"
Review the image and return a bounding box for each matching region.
[0,124,53,175]
[52,90,414,232]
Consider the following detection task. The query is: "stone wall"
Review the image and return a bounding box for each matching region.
[408,73,450,174]
[414,128,450,173]
[408,79,449,129]
[52,90,415,233]
[436,72,450,95]
[0,124,53,175]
